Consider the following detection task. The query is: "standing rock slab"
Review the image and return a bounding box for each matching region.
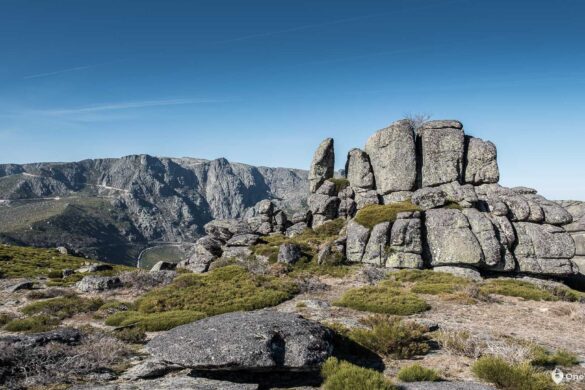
[462,208,502,267]
[346,220,371,263]
[464,136,499,184]
[425,209,483,266]
[419,120,465,187]
[362,222,391,266]
[345,148,375,190]
[309,138,334,193]
[387,212,423,269]
[365,119,416,194]
[146,310,333,371]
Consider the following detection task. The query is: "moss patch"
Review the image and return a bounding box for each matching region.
[354,202,420,229]
[480,279,558,301]
[105,310,206,332]
[391,269,471,295]
[328,178,350,193]
[21,296,104,320]
[130,265,298,318]
[334,280,430,315]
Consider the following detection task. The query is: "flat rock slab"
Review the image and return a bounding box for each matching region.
[399,382,495,390]
[69,376,259,390]
[147,310,333,371]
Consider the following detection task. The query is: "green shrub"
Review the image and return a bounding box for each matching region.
[334,280,430,315]
[321,357,396,390]
[106,310,206,331]
[480,280,557,301]
[328,178,350,193]
[94,300,135,319]
[21,296,104,320]
[397,364,441,382]
[347,315,430,359]
[133,266,298,317]
[112,326,147,344]
[530,345,579,367]
[354,202,420,229]
[472,356,560,390]
[312,218,346,238]
[3,315,61,333]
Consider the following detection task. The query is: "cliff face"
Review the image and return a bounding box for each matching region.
[0,155,308,263]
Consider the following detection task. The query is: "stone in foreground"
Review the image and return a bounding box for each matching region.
[147,310,333,371]
[76,276,122,292]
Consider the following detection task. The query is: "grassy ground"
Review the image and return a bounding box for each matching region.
[0,244,132,281]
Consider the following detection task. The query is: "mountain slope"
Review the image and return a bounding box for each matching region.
[0,155,308,264]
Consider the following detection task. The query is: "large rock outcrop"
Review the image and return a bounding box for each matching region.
[146,310,333,371]
[302,117,580,280]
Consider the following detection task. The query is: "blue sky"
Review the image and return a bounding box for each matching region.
[0,0,584,199]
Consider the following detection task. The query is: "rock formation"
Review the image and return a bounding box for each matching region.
[179,118,581,281]
[319,118,579,279]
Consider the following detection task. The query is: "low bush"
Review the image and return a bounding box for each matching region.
[3,315,61,333]
[135,265,298,316]
[347,315,430,359]
[397,364,441,382]
[471,356,559,390]
[529,345,579,367]
[105,310,206,331]
[480,279,558,301]
[289,259,356,278]
[112,326,147,344]
[334,280,430,315]
[321,357,396,390]
[21,296,104,320]
[354,202,420,230]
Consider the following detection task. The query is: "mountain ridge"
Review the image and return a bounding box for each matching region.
[0,154,309,264]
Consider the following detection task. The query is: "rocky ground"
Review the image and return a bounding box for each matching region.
[1,253,584,389]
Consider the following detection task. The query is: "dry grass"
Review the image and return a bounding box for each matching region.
[0,330,132,388]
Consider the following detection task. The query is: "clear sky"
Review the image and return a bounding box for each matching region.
[1,0,584,199]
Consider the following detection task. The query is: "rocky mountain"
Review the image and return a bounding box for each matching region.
[0,155,308,264]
